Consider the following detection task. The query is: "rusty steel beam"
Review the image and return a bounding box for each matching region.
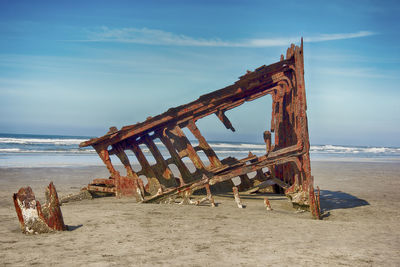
[80,39,320,219]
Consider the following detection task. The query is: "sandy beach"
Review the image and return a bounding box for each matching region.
[0,161,399,266]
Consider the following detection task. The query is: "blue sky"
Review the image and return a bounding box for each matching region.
[0,0,399,146]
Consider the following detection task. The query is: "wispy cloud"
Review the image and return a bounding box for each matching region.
[312,67,399,79]
[84,27,376,47]
[86,27,232,47]
[304,31,375,42]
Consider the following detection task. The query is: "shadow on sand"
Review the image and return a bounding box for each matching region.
[319,190,369,218]
[66,224,83,231]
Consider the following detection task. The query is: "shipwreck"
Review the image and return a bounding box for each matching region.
[79,40,320,219]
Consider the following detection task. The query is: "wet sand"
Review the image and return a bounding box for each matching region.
[0,161,399,266]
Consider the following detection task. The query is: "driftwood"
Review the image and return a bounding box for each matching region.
[13,182,66,234]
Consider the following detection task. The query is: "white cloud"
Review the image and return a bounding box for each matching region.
[85,27,376,47]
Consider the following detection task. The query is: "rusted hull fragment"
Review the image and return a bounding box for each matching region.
[80,40,320,219]
[13,182,66,234]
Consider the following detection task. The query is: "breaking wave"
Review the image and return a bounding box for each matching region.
[0,148,95,153]
[1,134,399,167]
[0,137,86,145]
[310,145,400,155]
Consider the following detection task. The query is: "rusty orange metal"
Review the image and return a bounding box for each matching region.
[13,182,66,234]
[80,39,320,219]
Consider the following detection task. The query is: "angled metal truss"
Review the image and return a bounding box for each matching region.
[80,40,320,219]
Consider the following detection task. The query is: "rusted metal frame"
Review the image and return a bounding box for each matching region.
[142,176,210,204]
[224,152,301,194]
[145,150,301,204]
[214,157,252,176]
[197,61,291,104]
[145,155,303,203]
[158,128,194,185]
[268,67,301,188]
[92,178,115,185]
[243,73,288,102]
[255,142,304,162]
[102,141,145,198]
[264,131,272,153]
[164,125,205,176]
[93,144,120,179]
[178,99,244,126]
[181,80,280,124]
[210,155,303,186]
[281,78,298,149]
[292,42,319,218]
[111,144,134,177]
[238,57,294,79]
[248,156,270,186]
[239,72,288,98]
[80,72,287,155]
[177,94,258,133]
[263,40,318,218]
[232,186,244,208]
[232,72,288,100]
[109,139,144,175]
[215,110,236,132]
[186,120,222,169]
[242,179,275,194]
[270,77,295,145]
[271,89,278,134]
[180,119,237,191]
[237,174,253,191]
[286,49,308,156]
[143,154,268,203]
[273,162,299,191]
[79,41,318,216]
[308,179,319,218]
[81,114,176,148]
[108,143,143,199]
[266,142,306,193]
[141,134,177,189]
[235,154,263,191]
[182,76,289,135]
[87,185,117,193]
[272,86,284,147]
[125,138,161,195]
[186,184,215,206]
[204,183,215,207]
[79,60,294,149]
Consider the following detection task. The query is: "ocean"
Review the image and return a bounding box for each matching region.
[1,133,399,168]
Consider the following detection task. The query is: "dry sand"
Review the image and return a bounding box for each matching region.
[0,161,399,266]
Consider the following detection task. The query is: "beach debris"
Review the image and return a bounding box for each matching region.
[232,186,244,208]
[60,188,93,205]
[13,182,66,234]
[190,181,216,206]
[79,39,320,219]
[264,197,273,211]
